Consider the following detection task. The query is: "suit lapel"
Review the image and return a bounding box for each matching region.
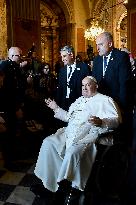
[107,52,114,67]
[62,65,68,86]
[104,51,115,76]
[69,63,77,81]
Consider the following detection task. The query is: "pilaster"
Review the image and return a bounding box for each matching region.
[0,0,7,59]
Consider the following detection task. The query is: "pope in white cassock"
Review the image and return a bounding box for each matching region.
[33,76,122,203]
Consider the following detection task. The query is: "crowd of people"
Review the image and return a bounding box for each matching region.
[0,31,136,205]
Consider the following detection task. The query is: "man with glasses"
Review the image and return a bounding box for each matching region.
[0,47,28,170]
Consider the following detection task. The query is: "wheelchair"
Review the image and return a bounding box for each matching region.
[81,127,129,205]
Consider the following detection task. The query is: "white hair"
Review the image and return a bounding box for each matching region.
[86,76,97,84]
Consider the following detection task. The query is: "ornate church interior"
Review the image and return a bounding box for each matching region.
[0,0,136,205]
[0,0,136,69]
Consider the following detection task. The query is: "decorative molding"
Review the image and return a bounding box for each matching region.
[40,2,58,27]
[56,0,74,23]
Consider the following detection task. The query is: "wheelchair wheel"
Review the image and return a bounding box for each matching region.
[95,143,129,196]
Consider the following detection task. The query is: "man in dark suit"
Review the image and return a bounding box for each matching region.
[92,32,132,136]
[92,32,132,114]
[0,47,27,169]
[91,31,133,204]
[55,45,90,111]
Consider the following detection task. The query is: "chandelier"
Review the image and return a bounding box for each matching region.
[84,20,104,41]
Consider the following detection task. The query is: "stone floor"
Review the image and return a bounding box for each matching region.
[0,157,125,205]
[0,118,59,205]
[0,157,50,205]
[0,155,68,205]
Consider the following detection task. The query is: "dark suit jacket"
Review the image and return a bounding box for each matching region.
[0,60,27,109]
[55,62,90,110]
[0,60,27,137]
[92,48,132,112]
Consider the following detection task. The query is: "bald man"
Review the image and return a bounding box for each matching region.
[8,47,22,63]
[92,32,133,147]
[0,47,27,169]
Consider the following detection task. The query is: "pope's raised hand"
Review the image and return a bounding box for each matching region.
[45,98,58,111]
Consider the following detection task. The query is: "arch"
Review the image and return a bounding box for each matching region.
[56,0,74,23]
[40,0,67,69]
[116,10,127,30]
[41,0,74,24]
[115,6,127,48]
[91,0,128,49]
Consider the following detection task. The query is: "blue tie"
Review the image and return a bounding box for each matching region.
[104,56,107,71]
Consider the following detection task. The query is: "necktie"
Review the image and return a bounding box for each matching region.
[104,56,107,71]
[68,66,72,78]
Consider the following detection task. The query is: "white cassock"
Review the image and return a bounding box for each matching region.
[34,93,122,192]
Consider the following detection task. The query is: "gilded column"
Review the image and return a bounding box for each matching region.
[0,0,7,59]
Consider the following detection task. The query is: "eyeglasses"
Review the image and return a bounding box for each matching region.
[12,54,21,57]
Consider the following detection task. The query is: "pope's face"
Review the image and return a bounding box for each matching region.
[82,77,97,98]
[96,33,112,56]
[60,51,73,66]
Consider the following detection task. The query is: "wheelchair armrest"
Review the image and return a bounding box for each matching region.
[95,130,116,146]
[95,125,122,147]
